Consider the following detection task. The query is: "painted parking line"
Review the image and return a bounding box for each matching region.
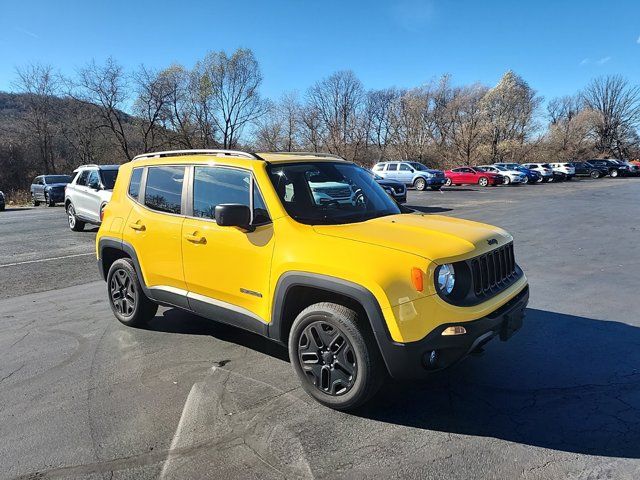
[0,252,94,268]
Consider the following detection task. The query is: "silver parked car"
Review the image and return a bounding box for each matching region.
[476,165,528,185]
[64,164,119,231]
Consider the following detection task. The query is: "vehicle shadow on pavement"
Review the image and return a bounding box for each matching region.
[357,308,640,458]
[144,307,290,362]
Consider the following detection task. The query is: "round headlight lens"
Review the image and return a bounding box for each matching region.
[436,264,455,295]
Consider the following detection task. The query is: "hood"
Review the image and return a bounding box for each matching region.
[376,179,403,187]
[313,213,511,263]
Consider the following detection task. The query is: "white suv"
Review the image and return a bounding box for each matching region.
[65,164,119,231]
[549,162,576,180]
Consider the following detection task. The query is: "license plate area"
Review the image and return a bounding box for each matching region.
[500,307,525,341]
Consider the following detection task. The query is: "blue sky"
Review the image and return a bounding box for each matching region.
[1,0,639,103]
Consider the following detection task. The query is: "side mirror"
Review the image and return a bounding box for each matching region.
[214,204,253,231]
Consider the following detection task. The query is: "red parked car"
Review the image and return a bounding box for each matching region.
[444,167,504,187]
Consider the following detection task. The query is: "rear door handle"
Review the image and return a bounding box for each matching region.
[184,233,206,244]
[129,222,146,231]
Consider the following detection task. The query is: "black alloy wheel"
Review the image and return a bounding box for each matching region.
[298,320,357,396]
[110,268,137,318]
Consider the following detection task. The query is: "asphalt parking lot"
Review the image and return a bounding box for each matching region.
[1,177,640,479]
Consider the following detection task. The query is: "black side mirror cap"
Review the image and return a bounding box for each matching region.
[214,204,253,231]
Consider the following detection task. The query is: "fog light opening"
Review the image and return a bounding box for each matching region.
[441,326,467,336]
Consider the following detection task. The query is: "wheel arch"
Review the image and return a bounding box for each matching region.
[269,272,396,374]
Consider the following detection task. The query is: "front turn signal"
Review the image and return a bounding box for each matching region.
[411,267,424,292]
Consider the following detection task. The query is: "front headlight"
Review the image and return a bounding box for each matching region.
[436,264,455,295]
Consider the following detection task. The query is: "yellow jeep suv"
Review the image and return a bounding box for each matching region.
[96,150,529,410]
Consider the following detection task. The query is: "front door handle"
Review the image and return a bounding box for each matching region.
[129,222,146,231]
[185,233,206,244]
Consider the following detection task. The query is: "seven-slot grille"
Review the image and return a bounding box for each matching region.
[470,243,516,296]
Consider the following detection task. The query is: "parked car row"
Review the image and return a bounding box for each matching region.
[370,158,638,193]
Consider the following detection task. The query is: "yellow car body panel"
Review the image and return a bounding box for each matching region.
[97,152,528,348]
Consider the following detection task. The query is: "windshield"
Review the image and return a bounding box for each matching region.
[44,175,72,184]
[268,162,401,225]
[100,169,119,190]
[409,162,429,171]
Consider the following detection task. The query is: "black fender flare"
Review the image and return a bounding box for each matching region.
[269,271,406,376]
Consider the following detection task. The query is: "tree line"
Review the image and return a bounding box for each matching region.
[1,47,639,194]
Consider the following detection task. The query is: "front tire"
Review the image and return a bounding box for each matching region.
[288,302,384,410]
[66,203,85,231]
[503,176,511,185]
[107,258,158,327]
[45,193,55,207]
[610,169,619,178]
[32,195,40,206]
[414,177,427,191]
[590,170,600,179]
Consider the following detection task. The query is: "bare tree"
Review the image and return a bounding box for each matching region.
[448,84,489,165]
[196,49,267,149]
[581,75,640,158]
[389,87,432,161]
[76,58,134,160]
[365,88,399,161]
[133,66,175,152]
[307,70,367,160]
[482,71,541,162]
[254,92,301,151]
[13,64,60,173]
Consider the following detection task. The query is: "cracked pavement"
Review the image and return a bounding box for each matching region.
[1,178,640,479]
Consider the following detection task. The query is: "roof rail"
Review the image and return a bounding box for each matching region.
[261,151,345,160]
[132,149,258,161]
[73,164,100,171]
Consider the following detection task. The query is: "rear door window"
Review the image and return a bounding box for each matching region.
[76,170,89,186]
[144,166,185,214]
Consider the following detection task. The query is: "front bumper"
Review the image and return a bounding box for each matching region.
[379,284,529,379]
[426,177,447,185]
[46,190,65,202]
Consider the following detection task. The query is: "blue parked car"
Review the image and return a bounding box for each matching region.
[372,161,447,191]
[494,163,542,184]
[30,174,73,207]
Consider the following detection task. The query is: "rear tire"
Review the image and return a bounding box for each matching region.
[444,178,452,186]
[107,258,158,327]
[478,177,489,187]
[288,302,384,410]
[590,170,600,179]
[610,169,619,178]
[33,195,40,207]
[66,203,85,231]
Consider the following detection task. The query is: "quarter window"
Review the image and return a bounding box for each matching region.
[144,166,185,214]
[128,168,143,199]
[372,164,384,172]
